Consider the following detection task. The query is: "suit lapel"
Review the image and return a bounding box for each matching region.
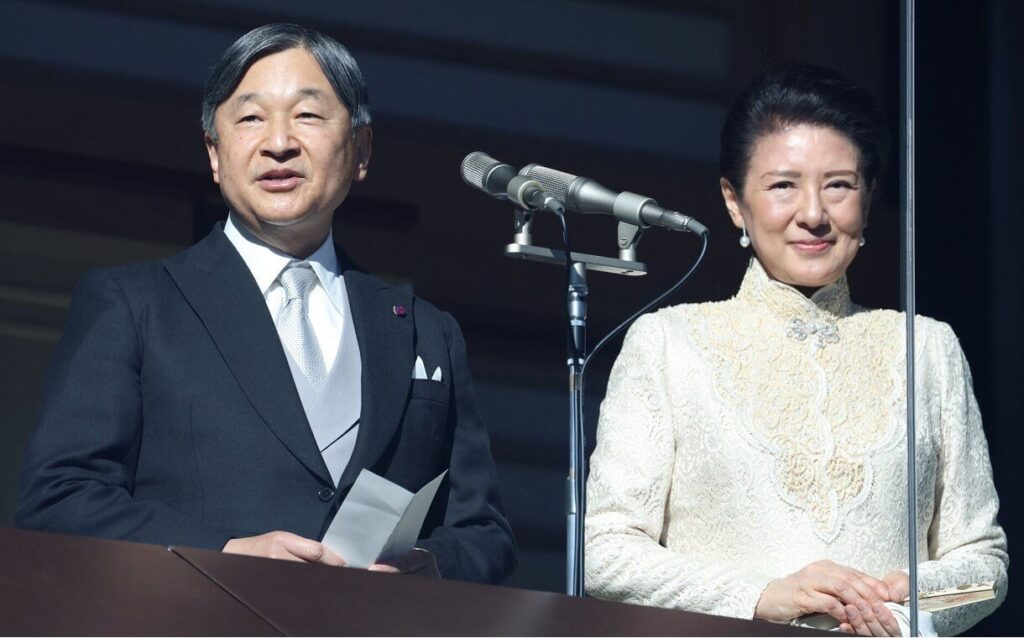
[163,226,332,485]
[337,267,414,491]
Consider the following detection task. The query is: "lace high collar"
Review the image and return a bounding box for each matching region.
[736,258,853,323]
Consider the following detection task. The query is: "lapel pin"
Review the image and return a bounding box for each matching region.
[393,304,407,318]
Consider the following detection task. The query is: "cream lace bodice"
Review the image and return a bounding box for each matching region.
[585,259,1007,635]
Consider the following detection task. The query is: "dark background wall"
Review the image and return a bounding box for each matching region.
[0,1,1018,634]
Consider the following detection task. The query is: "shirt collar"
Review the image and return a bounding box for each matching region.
[223,213,343,304]
[735,257,853,322]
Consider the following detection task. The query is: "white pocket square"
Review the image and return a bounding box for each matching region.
[412,356,443,382]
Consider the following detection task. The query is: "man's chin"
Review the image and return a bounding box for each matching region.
[255,212,316,229]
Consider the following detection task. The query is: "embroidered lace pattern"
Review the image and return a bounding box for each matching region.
[585,259,1008,635]
[698,259,901,541]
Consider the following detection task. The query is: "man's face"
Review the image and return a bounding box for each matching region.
[205,47,370,241]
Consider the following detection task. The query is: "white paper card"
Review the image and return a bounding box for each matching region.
[322,469,447,568]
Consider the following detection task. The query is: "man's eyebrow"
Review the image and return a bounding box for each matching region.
[297,87,329,100]
[231,88,329,107]
[233,92,259,106]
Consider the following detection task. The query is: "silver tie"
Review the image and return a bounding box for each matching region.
[277,262,328,392]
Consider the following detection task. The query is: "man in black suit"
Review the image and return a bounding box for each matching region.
[16,23,516,584]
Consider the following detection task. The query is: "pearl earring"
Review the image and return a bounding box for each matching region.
[739,226,751,248]
[859,236,866,247]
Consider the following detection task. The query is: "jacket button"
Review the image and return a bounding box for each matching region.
[318,487,335,502]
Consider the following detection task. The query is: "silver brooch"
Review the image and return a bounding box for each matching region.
[786,317,840,350]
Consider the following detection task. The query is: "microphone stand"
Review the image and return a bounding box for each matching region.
[567,261,587,597]
[504,208,647,597]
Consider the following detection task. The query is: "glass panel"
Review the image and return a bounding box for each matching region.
[907,2,1015,636]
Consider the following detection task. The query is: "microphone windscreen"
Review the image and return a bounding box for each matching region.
[520,164,578,203]
[461,152,499,189]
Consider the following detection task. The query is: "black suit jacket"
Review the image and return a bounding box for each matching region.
[16,224,516,584]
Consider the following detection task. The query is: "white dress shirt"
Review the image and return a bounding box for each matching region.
[223,214,349,371]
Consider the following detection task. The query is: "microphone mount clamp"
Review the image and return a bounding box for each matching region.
[504,207,649,277]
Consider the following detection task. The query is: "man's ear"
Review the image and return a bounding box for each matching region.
[204,133,220,185]
[353,126,372,182]
[720,177,746,230]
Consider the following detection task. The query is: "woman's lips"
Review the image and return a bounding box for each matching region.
[790,240,833,254]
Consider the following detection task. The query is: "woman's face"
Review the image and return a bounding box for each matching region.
[720,123,871,289]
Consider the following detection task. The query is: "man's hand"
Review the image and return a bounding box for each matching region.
[368,548,440,578]
[755,560,902,636]
[223,531,346,566]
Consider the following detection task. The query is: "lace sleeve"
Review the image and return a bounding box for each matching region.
[585,313,775,619]
[917,322,1008,635]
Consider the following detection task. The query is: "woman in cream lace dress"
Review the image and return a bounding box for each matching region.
[585,66,1007,636]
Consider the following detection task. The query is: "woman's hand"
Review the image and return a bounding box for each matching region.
[755,560,903,636]
[881,570,911,602]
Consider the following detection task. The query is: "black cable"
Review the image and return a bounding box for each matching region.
[553,219,708,597]
[579,232,710,400]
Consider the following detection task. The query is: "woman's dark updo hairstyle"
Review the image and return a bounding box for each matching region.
[720,64,890,195]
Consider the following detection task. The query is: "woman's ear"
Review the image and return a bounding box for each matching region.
[720,177,746,230]
[862,179,876,228]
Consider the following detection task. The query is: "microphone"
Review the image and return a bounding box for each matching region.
[461,152,564,214]
[520,164,709,236]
